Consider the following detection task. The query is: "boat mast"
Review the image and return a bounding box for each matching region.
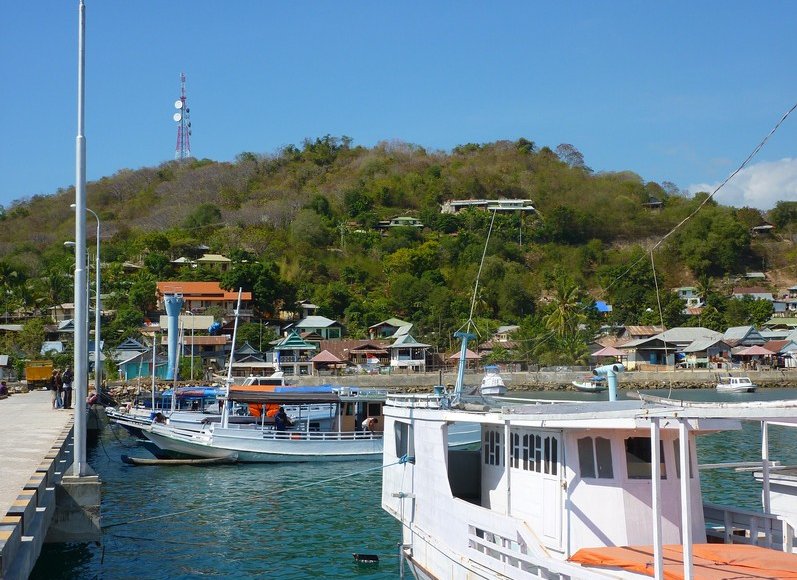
[151,332,157,411]
[453,210,497,399]
[221,288,243,428]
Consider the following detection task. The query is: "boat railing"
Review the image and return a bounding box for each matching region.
[261,430,384,442]
[703,502,794,552]
[219,424,384,442]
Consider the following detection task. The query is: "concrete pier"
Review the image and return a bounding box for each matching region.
[0,389,100,579]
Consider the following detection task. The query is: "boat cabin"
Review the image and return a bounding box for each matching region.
[443,404,708,552]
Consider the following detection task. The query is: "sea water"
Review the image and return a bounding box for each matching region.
[32,388,797,579]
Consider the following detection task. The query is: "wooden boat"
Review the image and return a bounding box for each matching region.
[381,392,797,578]
[716,375,756,393]
[120,454,235,466]
[571,375,608,393]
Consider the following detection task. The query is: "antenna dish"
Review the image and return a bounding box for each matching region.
[173,113,182,122]
[174,100,183,109]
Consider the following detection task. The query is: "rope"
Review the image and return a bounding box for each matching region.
[102,457,408,531]
[457,209,498,337]
[602,100,797,295]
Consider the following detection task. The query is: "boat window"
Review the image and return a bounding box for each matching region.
[578,437,614,479]
[510,432,520,468]
[595,437,613,478]
[673,439,693,479]
[625,437,666,479]
[394,421,414,458]
[367,402,382,417]
[511,430,559,474]
[578,437,596,478]
[484,429,502,466]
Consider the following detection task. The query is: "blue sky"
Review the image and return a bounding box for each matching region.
[2,1,797,211]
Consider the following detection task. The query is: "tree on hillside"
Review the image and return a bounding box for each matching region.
[220,261,293,317]
[676,209,750,277]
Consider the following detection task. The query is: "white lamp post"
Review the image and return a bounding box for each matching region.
[71,203,101,398]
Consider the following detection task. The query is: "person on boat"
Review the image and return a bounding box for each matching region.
[362,417,378,434]
[274,406,292,431]
[153,412,167,424]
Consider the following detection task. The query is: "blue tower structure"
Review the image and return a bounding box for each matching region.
[164,292,184,380]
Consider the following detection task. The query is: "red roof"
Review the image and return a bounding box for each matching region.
[157,281,252,301]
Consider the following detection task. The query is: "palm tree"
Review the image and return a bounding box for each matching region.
[543,276,587,337]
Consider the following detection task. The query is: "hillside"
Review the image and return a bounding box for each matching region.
[0,136,795,364]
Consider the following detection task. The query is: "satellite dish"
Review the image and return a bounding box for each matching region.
[174,100,183,109]
[173,113,182,122]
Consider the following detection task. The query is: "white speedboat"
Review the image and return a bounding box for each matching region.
[571,375,608,393]
[381,392,797,578]
[716,375,756,393]
[479,365,506,396]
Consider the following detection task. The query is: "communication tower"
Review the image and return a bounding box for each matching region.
[173,73,192,160]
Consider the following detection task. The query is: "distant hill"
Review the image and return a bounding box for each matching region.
[0,136,794,356]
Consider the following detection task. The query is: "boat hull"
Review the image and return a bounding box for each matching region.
[716,385,757,393]
[143,424,384,462]
[571,381,608,393]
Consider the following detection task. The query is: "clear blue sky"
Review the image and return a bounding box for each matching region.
[2,1,797,210]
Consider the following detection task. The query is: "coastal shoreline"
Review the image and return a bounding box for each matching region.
[37,368,794,401]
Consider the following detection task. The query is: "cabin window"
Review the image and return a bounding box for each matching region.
[578,437,614,479]
[673,439,693,479]
[394,421,414,458]
[512,431,558,474]
[578,437,596,478]
[510,432,521,468]
[367,402,382,417]
[484,429,502,466]
[625,437,666,479]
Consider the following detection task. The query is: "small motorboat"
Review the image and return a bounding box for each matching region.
[571,375,608,393]
[716,375,756,393]
[480,365,507,396]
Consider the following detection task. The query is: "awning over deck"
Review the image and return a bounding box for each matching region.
[570,543,797,579]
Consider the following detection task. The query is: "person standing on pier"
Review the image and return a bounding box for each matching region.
[61,366,73,409]
[49,369,63,409]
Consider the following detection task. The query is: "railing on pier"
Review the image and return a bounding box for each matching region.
[703,502,795,552]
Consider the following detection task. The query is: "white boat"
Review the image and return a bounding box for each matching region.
[716,375,756,393]
[571,375,608,393]
[381,392,797,579]
[479,365,506,396]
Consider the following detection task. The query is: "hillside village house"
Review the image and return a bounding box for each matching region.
[368,318,412,340]
[440,199,536,214]
[388,334,430,372]
[273,330,316,376]
[620,327,723,370]
[156,281,253,321]
[731,287,774,301]
[291,316,344,340]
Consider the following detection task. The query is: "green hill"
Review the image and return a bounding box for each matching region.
[1,136,795,364]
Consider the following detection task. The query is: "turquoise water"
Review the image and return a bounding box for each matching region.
[32,388,797,579]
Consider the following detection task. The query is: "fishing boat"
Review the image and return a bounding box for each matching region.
[142,384,391,462]
[571,375,608,393]
[715,375,756,393]
[381,392,797,578]
[479,365,506,396]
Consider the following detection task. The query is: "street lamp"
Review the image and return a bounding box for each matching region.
[71,203,101,399]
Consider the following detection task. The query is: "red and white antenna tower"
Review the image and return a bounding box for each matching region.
[173,73,192,160]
